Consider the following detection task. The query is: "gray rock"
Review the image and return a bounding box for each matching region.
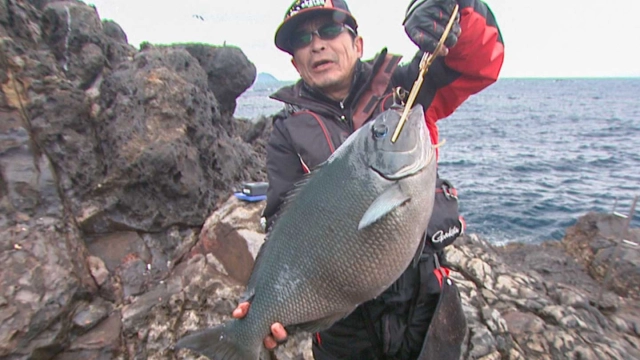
[119,257,149,298]
[50,43,264,234]
[181,44,257,118]
[74,42,105,88]
[86,232,150,271]
[2,0,42,44]
[72,300,109,330]
[41,2,105,77]
[0,0,9,24]
[0,0,267,357]
[140,226,199,280]
[0,47,62,218]
[102,19,127,43]
[189,195,266,284]
[121,279,182,334]
[502,311,545,335]
[64,313,122,356]
[592,242,640,298]
[87,255,109,286]
[0,218,96,358]
[563,212,640,298]
[467,326,497,358]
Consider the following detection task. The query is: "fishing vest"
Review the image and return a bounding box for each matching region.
[277,53,403,173]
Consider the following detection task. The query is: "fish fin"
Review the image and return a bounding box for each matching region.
[264,163,325,238]
[280,163,324,212]
[293,311,353,334]
[358,183,410,231]
[238,288,255,304]
[175,322,259,360]
[242,241,269,304]
[246,165,326,306]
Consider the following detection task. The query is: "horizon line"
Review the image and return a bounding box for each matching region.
[260,73,640,83]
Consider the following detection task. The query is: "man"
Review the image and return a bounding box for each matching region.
[234,0,504,358]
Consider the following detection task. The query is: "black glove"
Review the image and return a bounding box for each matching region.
[403,0,462,54]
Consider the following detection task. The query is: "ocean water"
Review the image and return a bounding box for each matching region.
[235,78,640,245]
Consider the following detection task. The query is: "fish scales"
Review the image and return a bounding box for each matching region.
[175,104,437,359]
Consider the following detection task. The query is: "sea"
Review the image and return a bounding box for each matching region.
[234,78,640,245]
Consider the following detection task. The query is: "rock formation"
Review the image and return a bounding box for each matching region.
[1,0,266,358]
[0,0,638,359]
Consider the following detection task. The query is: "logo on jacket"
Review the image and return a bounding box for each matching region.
[432,226,460,244]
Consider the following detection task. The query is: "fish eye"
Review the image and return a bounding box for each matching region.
[372,124,388,138]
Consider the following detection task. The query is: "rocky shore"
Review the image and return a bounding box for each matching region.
[1,1,638,359]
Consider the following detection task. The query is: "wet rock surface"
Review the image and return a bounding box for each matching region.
[1,0,638,359]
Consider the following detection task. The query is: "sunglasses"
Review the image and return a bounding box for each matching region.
[289,23,356,50]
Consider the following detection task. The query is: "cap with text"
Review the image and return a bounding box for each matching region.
[275,0,358,54]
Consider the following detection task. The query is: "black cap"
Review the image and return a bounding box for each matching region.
[275,0,358,55]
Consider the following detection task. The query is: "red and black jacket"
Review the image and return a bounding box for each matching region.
[263,0,504,226]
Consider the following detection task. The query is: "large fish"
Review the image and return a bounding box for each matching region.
[175,104,438,359]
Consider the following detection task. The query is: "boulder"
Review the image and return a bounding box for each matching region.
[189,195,266,285]
[562,212,640,298]
[7,37,264,235]
[40,1,135,86]
[181,44,257,118]
[0,0,268,357]
[0,217,97,359]
[1,35,99,359]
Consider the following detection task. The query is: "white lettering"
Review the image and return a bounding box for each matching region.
[431,226,460,244]
[288,0,327,17]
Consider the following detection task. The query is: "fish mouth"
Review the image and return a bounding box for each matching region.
[367,104,434,180]
[370,142,434,180]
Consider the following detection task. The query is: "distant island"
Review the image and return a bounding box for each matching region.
[250,72,295,92]
[255,72,281,84]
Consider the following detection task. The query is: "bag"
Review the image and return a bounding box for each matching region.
[424,177,465,252]
[417,268,467,360]
[376,252,460,359]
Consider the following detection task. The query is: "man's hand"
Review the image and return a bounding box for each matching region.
[232,302,288,349]
[403,0,462,56]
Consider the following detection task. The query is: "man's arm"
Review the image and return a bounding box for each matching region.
[394,0,504,136]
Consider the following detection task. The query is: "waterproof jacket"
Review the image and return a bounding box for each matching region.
[264,0,505,226]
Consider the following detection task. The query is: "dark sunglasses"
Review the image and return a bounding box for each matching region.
[289,23,356,50]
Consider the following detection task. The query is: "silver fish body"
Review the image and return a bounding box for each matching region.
[176,104,437,359]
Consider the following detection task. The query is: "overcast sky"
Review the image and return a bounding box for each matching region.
[82,0,640,81]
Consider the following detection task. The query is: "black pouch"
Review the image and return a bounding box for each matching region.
[425,178,465,252]
[416,270,467,360]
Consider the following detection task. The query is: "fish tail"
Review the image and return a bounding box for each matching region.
[175,321,259,360]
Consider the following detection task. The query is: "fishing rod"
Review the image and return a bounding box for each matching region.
[391,4,460,143]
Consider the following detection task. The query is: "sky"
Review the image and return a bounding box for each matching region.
[82,0,640,81]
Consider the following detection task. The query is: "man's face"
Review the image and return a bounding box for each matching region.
[291,14,363,98]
